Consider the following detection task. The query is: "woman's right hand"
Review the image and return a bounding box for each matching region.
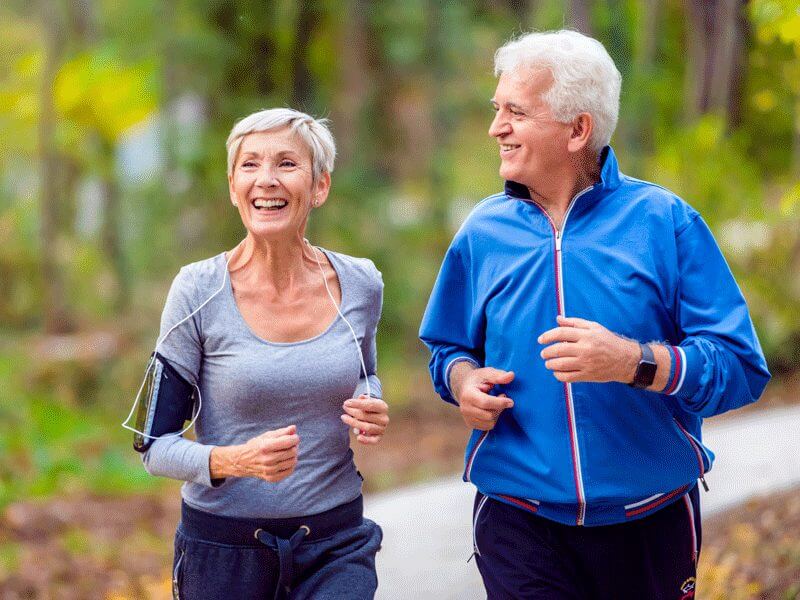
[209,425,299,482]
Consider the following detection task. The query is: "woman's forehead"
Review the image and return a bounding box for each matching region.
[239,127,311,158]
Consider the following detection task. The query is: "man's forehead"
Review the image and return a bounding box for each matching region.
[493,67,554,103]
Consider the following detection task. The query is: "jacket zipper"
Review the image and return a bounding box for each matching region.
[464,430,489,482]
[675,418,710,491]
[531,186,592,525]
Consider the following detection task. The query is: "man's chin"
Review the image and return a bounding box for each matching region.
[499,164,522,183]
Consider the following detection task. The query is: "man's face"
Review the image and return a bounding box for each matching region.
[488,68,572,192]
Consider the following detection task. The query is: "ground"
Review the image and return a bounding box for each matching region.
[2,375,799,599]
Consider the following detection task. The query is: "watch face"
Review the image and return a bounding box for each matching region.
[637,361,658,386]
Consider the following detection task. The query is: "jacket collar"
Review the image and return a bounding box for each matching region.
[504,146,623,201]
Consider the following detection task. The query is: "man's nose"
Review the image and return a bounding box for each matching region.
[488,113,510,138]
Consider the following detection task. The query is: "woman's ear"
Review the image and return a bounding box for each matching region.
[312,171,332,208]
[567,113,594,153]
[228,172,237,206]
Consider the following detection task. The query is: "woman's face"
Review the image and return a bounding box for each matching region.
[228,127,330,240]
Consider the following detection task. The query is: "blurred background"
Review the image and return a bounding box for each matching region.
[1,0,799,597]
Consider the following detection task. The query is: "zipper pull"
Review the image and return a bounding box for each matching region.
[700,476,709,492]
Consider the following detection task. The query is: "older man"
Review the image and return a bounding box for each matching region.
[420,30,770,599]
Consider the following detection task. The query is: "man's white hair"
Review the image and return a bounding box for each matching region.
[494,30,621,153]
[226,108,336,180]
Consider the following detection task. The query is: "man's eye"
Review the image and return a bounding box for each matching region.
[241,161,257,168]
[280,160,297,168]
[511,109,524,116]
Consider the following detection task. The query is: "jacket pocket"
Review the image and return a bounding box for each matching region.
[472,493,490,557]
[172,548,185,600]
[674,418,711,490]
[624,485,689,518]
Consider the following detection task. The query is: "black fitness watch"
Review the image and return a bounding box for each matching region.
[630,342,657,389]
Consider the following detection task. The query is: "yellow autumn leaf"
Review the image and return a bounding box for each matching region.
[778,12,800,44]
[15,50,42,78]
[53,51,157,143]
[752,89,778,112]
[780,182,800,216]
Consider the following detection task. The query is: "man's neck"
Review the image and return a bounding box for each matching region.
[527,152,601,230]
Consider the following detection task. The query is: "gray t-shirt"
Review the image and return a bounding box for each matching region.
[142,248,383,518]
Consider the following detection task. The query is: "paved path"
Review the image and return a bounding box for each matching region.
[364,405,800,600]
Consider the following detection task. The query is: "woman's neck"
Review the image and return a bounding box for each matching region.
[228,233,318,295]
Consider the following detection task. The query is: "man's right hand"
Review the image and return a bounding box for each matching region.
[450,362,515,430]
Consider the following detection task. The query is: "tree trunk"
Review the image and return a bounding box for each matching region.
[290,0,321,111]
[331,0,369,169]
[794,107,800,181]
[683,0,747,126]
[39,0,73,334]
[637,0,659,71]
[426,0,456,238]
[99,139,129,311]
[160,0,179,176]
[503,0,533,27]
[569,0,593,35]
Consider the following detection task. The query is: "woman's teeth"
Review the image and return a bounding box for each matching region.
[253,199,288,210]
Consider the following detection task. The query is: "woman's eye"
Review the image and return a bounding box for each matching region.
[241,161,257,168]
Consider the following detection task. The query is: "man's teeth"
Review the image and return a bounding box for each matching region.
[253,199,287,209]
[501,144,520,152]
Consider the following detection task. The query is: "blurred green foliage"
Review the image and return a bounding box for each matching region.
[0,0,798,509]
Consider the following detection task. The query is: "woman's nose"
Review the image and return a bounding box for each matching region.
[255,166,279,187]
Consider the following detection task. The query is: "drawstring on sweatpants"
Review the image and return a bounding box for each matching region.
[255,525,310,600]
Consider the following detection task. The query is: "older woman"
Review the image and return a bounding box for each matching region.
[139,109,388,599]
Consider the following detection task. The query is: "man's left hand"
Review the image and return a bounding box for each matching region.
[538,316,638,384]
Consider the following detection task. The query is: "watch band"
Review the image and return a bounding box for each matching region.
[630,342,657,388]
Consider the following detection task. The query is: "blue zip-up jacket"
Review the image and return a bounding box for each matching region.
[419,147,770,526]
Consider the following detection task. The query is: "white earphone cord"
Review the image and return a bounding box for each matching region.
[308,242,372,400]
[122,241,371,439]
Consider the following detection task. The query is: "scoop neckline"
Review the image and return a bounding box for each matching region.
[220,247,346,347]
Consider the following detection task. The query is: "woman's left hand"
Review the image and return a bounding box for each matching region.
[341,395,389,445]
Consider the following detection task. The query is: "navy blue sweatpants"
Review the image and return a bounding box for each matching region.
[172,496,382,600]
[473,486,701,600]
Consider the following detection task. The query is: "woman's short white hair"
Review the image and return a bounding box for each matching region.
[226,108,336,180]
[494,30,621,153]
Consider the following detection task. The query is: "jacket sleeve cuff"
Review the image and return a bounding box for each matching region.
[354,375,382,399]
[664,345,701,399]
[198,444,226,488]
[444,355,481,403]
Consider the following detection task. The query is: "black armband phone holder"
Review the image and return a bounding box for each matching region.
[133,352,197,453]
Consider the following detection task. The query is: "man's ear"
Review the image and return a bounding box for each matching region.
[312,171,332,208]
[567,113,593,153]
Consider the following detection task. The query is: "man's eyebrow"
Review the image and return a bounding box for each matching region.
[490,99,527,112]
